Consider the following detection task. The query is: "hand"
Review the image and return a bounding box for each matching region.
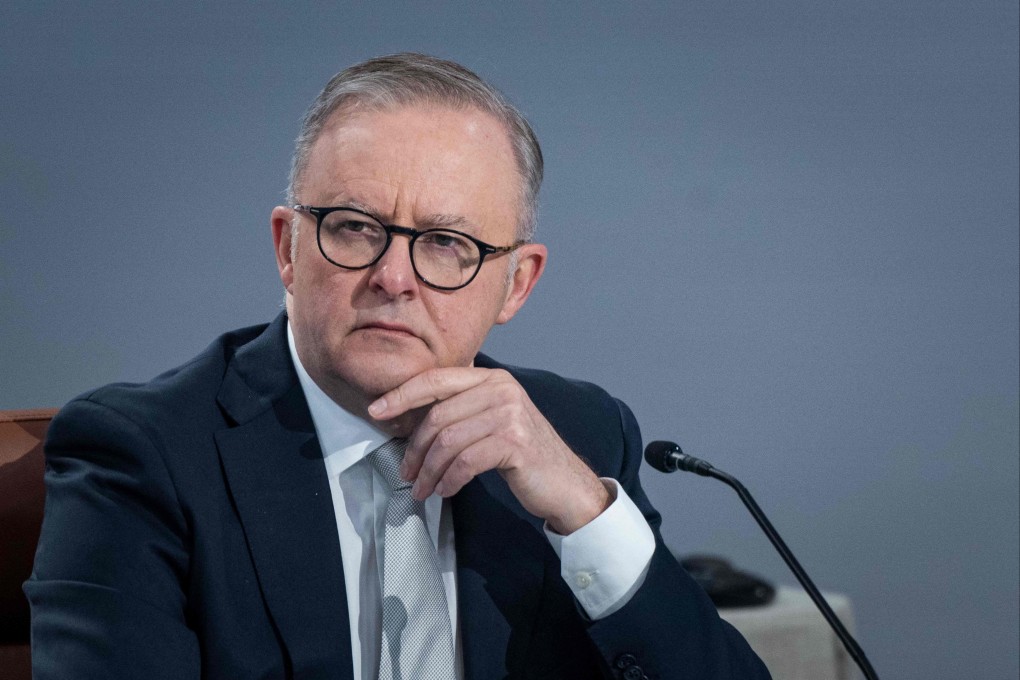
[368,367,611,535]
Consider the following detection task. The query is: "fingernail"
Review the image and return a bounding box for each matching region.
[411,480,423,499]
[435,481,446,497]
[367,398,386,417]
[399,460,411,481]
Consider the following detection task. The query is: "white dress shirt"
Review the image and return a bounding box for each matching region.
[287,323,654,679]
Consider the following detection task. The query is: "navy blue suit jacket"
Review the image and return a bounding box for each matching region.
[26,313,768,679]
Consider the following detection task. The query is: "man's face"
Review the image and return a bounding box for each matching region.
[272,104,545,417]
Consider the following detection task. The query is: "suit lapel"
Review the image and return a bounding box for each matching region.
[215,315,353,679]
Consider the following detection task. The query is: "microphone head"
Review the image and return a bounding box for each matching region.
[644,440,683,473]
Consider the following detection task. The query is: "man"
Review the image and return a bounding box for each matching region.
[27,54,769,679]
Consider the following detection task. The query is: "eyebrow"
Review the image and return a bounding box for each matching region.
[417,212,475,231]
[329,198,377,216]
[329,199,477,233]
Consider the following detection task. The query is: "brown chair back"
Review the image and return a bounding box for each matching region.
[0,408,56,679]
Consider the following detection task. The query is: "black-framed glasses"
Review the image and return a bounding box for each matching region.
[293,205,527,291]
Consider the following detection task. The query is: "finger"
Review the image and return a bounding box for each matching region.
[368,367,491,419]
[432,439,502,498]
[418,436,515,500]
[401,383,502,481]
[409,404,506,500]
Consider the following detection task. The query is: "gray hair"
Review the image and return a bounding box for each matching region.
[286,53,543,241]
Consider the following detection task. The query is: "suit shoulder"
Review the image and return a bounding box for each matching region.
[54,322,270,434]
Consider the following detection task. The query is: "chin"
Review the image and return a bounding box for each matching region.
[338,354,434,399]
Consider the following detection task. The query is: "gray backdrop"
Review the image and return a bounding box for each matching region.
[2,1,1017,678]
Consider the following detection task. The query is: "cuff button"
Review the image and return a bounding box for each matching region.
[623,666,645,680]
[614,653,637,669]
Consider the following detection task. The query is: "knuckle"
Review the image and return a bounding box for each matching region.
[392,378,411,399]
[423,404,445,430]
[493,382,519,404]
[498,401,524,426]
[387,386,407,409]
[499,374,526,397]
[436,425,459,450]
[426,369,449,392]
[506,422,529,447]
[448,451,475,480]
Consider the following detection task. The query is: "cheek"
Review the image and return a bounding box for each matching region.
[422,298,455,343]
[296,256,357,301]
[292,270,360,340]
[428,288,505,354]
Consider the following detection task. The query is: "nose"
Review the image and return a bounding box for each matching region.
[366,233,418,298]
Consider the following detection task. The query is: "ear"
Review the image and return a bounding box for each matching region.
[496,243,547,325]
[271,206,296,294]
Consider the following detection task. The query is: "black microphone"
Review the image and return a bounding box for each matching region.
[644,440,716,476]
[645,440,880,680]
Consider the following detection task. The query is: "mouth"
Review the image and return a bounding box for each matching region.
[357,321,419,338]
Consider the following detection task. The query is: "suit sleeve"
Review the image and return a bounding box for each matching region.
[583,398,772,680]
[24,396,201,680]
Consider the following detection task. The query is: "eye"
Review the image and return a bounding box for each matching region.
[321,210,385,240]
[420,231,463,249]
[336,219,372,233]
[416,230,478,267]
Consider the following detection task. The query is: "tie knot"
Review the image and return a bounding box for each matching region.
[368,438,411,491]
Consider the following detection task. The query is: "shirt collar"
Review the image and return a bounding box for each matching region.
[287,321,390,477]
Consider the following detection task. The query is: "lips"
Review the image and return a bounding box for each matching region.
[357,321,418,337]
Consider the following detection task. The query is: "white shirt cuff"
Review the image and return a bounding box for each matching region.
[543,478,655,620]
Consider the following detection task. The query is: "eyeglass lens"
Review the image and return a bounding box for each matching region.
[318,209,482,289]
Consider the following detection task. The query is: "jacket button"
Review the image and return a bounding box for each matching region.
[623,666,645,680]
[615,653,637,669]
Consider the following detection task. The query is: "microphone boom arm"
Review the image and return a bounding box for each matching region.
[709,466,879,680]
[646,442,880,680]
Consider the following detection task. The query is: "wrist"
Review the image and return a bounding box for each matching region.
[546,479,613,535]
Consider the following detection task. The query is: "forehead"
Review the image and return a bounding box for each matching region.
[302,103,522,237]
